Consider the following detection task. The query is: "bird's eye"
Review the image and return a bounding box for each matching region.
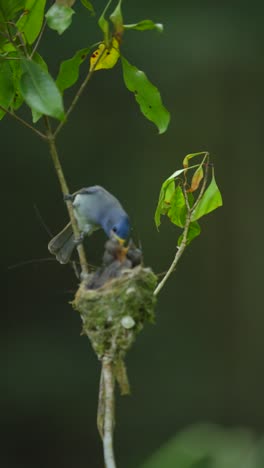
[112,226,117,233]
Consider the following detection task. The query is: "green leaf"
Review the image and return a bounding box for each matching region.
[177,221,201,246]
[167,189,194,228]
[109,0,123,33]
[98,0,112,43]
[0,0,25,20]
[45,3,75,35]
[0,61,16,119]
[32,51,48,71]
[16,0,46,45]
[141,424,257,468]
[154,166,199,229]
[183,151,208,168]
[191,170,223,221]
[121,56,170,134]
[56,47,90,93]
[0,42,17,53]
[154,179,175,229]
[167,186,186,228]
[19,59,64,120]
[31,52,48,122]
[80,0,95,15]
[8,56,24,111]
[124,20,163,32]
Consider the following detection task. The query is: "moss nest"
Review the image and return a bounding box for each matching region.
[72,265,157,360]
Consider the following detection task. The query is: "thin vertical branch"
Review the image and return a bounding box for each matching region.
[54,44,106,138]
[44,116,89,277]
[97,368,105,440]
[102,357,116,468]
[30,19,47,58]
[54,69,94,138]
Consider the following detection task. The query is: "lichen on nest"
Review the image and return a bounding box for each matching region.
[73,265,157,360]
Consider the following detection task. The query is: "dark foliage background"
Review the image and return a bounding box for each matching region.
[5,0,264,467]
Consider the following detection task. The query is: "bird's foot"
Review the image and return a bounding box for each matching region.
[74,232,85,245]
[64,193,74,202]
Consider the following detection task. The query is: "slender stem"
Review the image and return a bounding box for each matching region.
[54,70,93,137]
[0,105,47,139]
[54,45,106,138]
[44,116,89,277]
[30,19,47,58]
[97,368,105,440]
[154,211,191,296]
[102,357,116,468]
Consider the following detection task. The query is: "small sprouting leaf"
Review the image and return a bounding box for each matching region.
[16,0,46,45]
[0,61,16,119]
[19,59,64,120]
[80,0,95,15]
[0,0,25,20]
[183,151,208,168]
[178,221,201,246]
[121,56,170,134]
[45,3,75,35]
[124,20,163,32]
[56,47,90,92]
[189,165,204,192]
[109,0,123,34]
[98,0,112,42]
[191,170,223,221]
[90,37,120,71]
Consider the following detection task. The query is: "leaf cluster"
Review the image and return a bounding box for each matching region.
[155,152,223,246]
[0,0,170,133]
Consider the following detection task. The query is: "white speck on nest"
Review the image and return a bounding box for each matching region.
[121,316,135,329]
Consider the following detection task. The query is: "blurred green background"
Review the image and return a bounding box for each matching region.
[4,0,264,467]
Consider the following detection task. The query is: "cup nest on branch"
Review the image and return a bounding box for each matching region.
[72,239,157,392]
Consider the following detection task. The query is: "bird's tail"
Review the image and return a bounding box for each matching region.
[48,222,75,264]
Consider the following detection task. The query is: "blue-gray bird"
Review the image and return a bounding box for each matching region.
[48,186,130,264]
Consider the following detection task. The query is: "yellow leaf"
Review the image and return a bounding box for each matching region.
[89,37,120,71]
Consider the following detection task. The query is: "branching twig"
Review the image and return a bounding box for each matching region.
[0,105,47,139]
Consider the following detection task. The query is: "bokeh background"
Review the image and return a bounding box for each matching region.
[4,0,264,467]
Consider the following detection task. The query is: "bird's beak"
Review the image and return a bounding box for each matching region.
[111,231,125,245]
